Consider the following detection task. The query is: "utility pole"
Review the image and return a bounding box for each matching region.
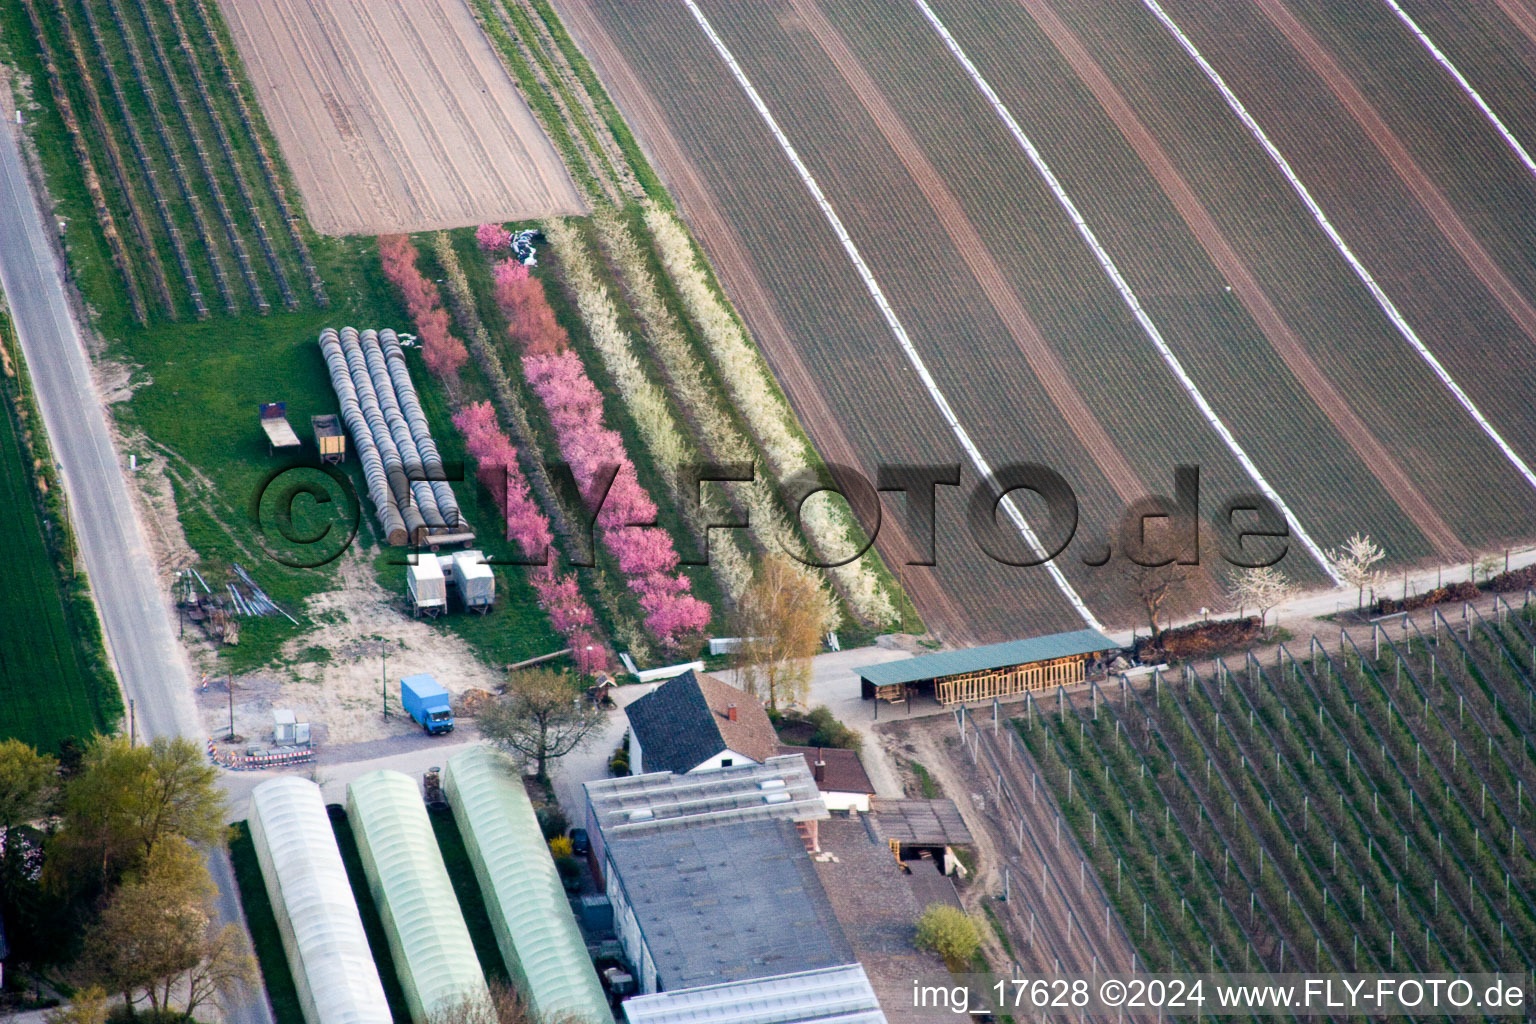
[382,645,389,719]
[228,674,235,739]
[129,698,135,747]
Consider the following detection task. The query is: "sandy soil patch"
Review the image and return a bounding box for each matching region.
[217,0,585,235]
[195,544,504,745]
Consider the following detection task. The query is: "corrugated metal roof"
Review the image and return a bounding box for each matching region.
[621,964,887,1024]
[852,629,1117,687]
[345,770,489,1022]
[585,756,827,846]
[442,747,611,1024]
[605,820,854,991]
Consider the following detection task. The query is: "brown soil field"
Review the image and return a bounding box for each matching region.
[552,0,1536,643]
[217,0,584,235]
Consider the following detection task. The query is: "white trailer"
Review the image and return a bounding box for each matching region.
[407,557,447,618]
[450,550,494,613]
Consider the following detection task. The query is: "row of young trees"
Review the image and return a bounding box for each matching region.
[1,736,254,1018]
[16,0,147,322]
[491,257,711,647]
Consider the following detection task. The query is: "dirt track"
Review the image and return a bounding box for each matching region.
[218,0,584,235]
[886,715,1139,1020]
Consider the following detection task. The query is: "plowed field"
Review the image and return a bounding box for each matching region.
[219,0,585,235]
[552,0,1536,640]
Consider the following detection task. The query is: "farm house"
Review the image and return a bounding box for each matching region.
[442,746,611,1024]
[855,629,1117,706]
[345,770,491,1023]
[247,777,391,1024]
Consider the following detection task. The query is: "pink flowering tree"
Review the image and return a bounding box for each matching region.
[378,235,468,382]
[490,259,710,649]
[476,222,512,252]
[454,401,610,672]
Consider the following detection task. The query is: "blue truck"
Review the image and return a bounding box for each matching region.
[400,673,454,734]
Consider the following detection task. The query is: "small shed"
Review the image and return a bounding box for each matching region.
[868,798,974,873]
[407,556,446,617]
[856,628,1116,706]
[259,402,301,455]
[778,745,875,813]
[311,414,345,463]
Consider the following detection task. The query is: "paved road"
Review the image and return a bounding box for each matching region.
[0,118,272,1024]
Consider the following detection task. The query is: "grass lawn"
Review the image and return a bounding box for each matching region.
[0,315,120,752]
[227,823,304,1024]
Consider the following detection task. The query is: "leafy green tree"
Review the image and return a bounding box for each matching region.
[477,669,605,780]
[0,739,58,837]
[45,736,226,898]
[0,739,57,902]
[732,555,833,712]
[83,837,211,1011]
[915,904,981,970]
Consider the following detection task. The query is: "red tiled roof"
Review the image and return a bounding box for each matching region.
[778,744,876,795]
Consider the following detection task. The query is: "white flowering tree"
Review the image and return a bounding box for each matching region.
[1229,566,1294,631]
[1327,533,1385,609]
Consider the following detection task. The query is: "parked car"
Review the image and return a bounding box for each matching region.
[570,827,590,857]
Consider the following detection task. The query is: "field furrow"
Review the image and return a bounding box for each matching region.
[555,0,1111,640]
[919,0,1535,553]
[1149,0,1536,475]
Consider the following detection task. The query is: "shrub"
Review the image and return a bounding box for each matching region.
[915,904,981,970]
[608,752,630,777]
[476,222,511,252]
[805,706,861,750]
[536,805,568,840]
[548,835,573,858]
[554,855,582,891]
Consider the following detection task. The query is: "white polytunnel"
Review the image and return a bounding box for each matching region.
[345,769,491,1024]
[247,776,392,1024]
[443,745,612,1024]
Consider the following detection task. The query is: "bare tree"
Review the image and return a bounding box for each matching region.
[182,923,258,1020]
[731,555,836,712]
[1119,563,1193,640]
[476,668,605,780]
[1327,533,1385,609]
[1228,566,1294,631]
[427,980,581,1024]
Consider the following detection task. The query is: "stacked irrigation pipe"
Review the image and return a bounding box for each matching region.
[359,329,441,530]
[380,329,461,528]
[319,328,465,545]
[343,328,426,539]
[321,328,406,545]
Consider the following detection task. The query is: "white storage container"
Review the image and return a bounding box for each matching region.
[451,550,494,612]
[407,556,446,617]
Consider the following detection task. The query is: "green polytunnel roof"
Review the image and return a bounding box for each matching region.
[443,746,612,1024]
[853,628,1117,687]
[345,770,490,1023]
